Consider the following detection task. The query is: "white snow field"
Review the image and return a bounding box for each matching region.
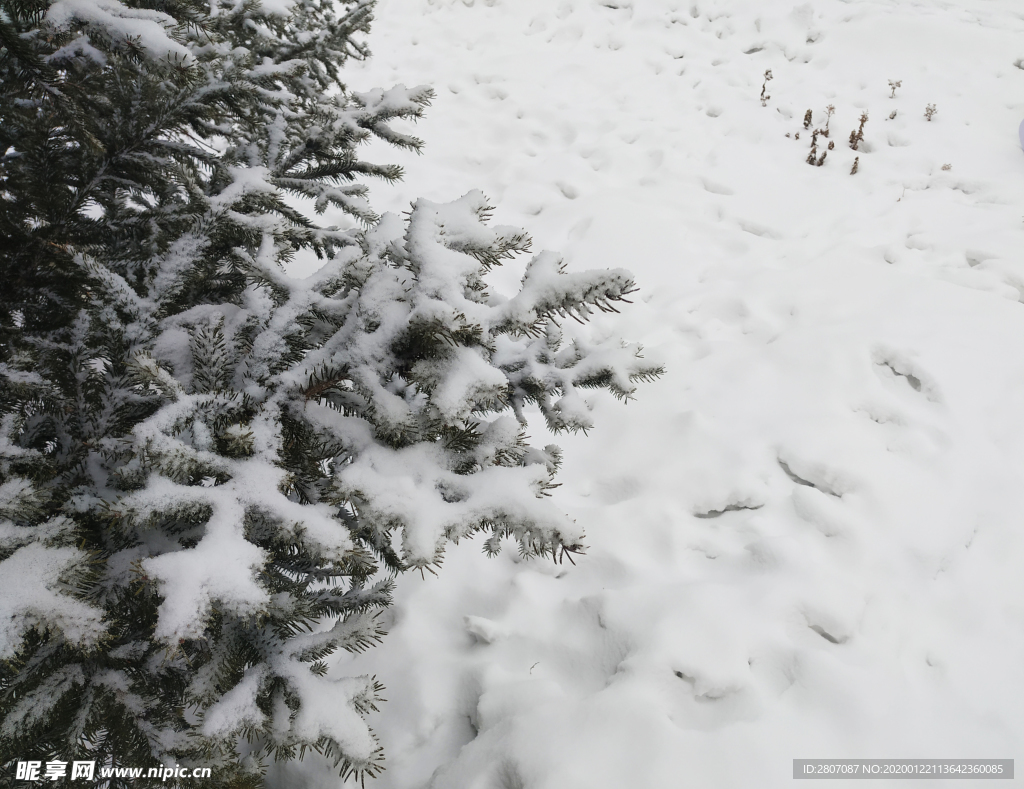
[304,0,1024,786]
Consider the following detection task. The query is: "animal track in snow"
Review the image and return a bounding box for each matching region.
[879,360,922,392]
[694,502,763,519]
[809,623,847,644]
[871,347,941,402]
[778,458,843,497]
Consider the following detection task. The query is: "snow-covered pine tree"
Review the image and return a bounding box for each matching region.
[2,0,429,782]
[0,0,662,785]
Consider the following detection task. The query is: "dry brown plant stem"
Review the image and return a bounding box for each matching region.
[760,69,773,106]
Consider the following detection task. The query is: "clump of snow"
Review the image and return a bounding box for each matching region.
[0,544,105,659]
[202,665,268,737]
[45,0,189,61]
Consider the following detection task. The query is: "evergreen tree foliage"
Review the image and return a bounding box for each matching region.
[0,0,662,784]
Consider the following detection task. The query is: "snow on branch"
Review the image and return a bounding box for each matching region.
[45,0,190,61]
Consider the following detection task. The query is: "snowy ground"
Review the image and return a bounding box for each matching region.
[299,1,1024,786]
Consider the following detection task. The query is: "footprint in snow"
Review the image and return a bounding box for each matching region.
[871,347,941,403]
